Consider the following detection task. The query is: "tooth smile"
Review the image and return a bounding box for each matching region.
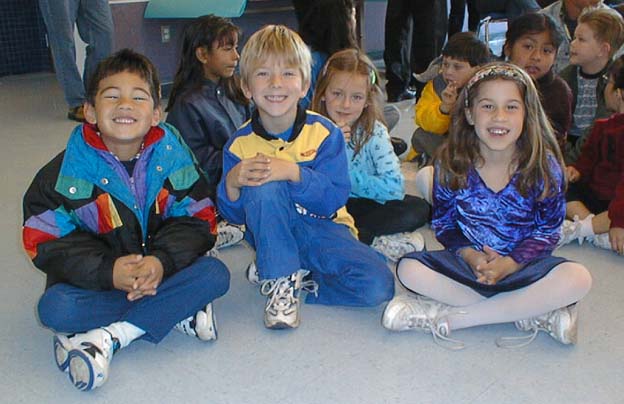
[113,118,135,124]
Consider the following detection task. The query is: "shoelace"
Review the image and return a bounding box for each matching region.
[174,315,197,337]
[405,296,466,350]
[261,277,297,313]
[495,328,540,349]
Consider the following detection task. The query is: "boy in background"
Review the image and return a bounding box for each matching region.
[560,7,624,162]
[22,49,230,391]
[410,32,490,165]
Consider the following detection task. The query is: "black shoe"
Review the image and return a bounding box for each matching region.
[387,88,417,103]
[67,106,85,122]
[391,137,407,156]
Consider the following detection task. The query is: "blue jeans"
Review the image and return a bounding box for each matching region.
[37,256,230,343]
[242,181,395,307]
[38,0,114,107]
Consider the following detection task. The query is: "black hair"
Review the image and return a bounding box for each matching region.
[166,14,247,112]
[442,31,491,67]
[503,12,564,58]
[609,54,624,89]
[87,48,160,106]
[296,0,357,55]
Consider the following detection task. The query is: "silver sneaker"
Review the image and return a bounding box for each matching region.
[174,303,217,341]
[497,303,579,348]
[371,231,425,262]
[213,221,244,250]
[557,216,584,247]
[382,293,464,350]
[260,269,318,329]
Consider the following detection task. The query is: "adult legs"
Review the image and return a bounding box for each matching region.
[38,256,230,343]
[448,0,467,37]
[383,0,411,100]
[38,0,84,107]
[76,0,114,90]
[409,0,448,75]
[396,258,591,331]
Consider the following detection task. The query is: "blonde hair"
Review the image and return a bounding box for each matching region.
[578,7,624,58]
[239,25,311,87]
[437,62,565,199]
[311,48,384,156]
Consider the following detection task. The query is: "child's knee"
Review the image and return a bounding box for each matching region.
[243,181,287,202]
[37,285,76,330]
[189,256,231,297]
[361,269,395,306]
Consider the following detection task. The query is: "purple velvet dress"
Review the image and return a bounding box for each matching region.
[402,156,567,297]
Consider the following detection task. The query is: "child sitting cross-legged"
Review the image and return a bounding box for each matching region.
[311,49,430,261]
[22,49,230,391]
[218,25,395,330]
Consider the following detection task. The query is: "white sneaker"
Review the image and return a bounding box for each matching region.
[557,217,584,247]
[589,233,612,251]
[260,269,318,329]
[174,303,217,341]
[56,328,118,391]
[246,261,260,285]
[371,231,425,262]
[498,304,579,348]
[213,221,244,250]
[382,293,464,349]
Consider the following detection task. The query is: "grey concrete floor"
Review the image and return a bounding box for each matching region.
[1,73,623,403]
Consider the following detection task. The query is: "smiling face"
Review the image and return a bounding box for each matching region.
[242,55,309,134]
[322,71,368,127]
[468,79,525,158]
[84,70,161,160]
[505,31,557,80]
[198,38,240,82]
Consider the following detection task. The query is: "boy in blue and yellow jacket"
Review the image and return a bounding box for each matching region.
[22,49,229,392]
[218,25,394,330]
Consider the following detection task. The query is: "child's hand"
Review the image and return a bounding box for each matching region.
[112,254,143,292]
[439,83,458,114]
[475,246,521,285]
[459,247,489,276]
[337,122,352,143]
[566,166,580,182]
[126,256,164,301]
[229,153,272,188]
[263,154,301,183]
[609,227,624,255]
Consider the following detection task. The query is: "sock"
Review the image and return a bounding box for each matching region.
[578,214,595,238]
[104,321,145,350]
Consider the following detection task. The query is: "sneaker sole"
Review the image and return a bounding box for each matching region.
[67,349,104,391]
[195,304,218,341]
[53,335,72,372]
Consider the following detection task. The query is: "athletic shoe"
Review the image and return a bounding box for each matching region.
[174,303,217,341]
[246,261,260,285]
[382,293,464,349]
[260,269,317,329]
[64,328,119,391]
[213,221,244,250]
[371,231,425,262]
[497,303,579,348]
[589,233,612,251]
[67,105,85,122]
[557,216,584,247]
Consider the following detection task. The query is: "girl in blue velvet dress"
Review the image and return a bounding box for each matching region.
[381,63,592,349]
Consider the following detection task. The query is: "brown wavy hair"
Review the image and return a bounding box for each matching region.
[436,62,565,199]
[310,48,385,156]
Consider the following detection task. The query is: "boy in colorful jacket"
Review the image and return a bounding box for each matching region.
[22,49,230,392]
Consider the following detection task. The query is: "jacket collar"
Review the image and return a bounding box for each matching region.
[250,105,307,142]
